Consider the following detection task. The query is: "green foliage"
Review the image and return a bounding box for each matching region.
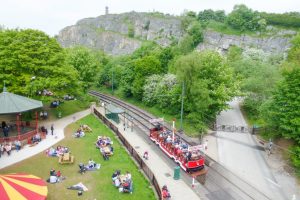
[288,33,300,64]
[143,74,181,114]
[261,12,300,28]
[132,55,162,99]
[175,51,238,132]
[66,46,106,91]
[264,67,300,143]
[128,23,135,38]
[131,42,160,59]
[290,146,300,176]
[228,47,281,119]
[0,29,80,96]
[198,9,226,22]
[143,20,150,30]
[186,21,203,47]
[226,4,265,31]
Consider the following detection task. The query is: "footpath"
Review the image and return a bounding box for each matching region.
[0,109,90,169]
[95,106,200,200]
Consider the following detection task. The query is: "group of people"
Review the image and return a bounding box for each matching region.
[39,111,48,120]
[158,129,205,162]
[96,136,114,160]
[50,100,60,108]
[46,145,69,157]
[31,132,41,144]
[112,170,133,194]
[74,128,85,138]
[47,168,64,184]
[0,140,22,157]
[78,159,101,174]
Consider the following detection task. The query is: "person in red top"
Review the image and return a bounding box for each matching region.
[162,185,171,200]
[56,170,61,177]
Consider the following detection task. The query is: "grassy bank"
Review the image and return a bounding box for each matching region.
[0,115,156,200]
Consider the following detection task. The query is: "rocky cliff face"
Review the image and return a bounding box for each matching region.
[57,12,183,55]
[197,30,293,54]
[57,12,295,56]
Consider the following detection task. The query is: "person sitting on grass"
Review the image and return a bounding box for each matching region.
[100,148,109,161]
[88,158,96,168]
[112,170,121,181]
[49,174,58,183]
[75,129,85,138]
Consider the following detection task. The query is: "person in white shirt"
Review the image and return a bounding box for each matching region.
[88,159,95,168]
[125,171,131,181]
[49,175,58,183]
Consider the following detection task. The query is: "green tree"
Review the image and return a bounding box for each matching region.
[226,4,263,31]
[0,29,79,96]
[175,51,238,132]
[264,67,300,143]
[186,21,203,47]
[288,33,300,64]
[66,46,105,91]
[132,55,162,99]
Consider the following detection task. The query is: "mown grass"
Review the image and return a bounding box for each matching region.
[0,115,156,200]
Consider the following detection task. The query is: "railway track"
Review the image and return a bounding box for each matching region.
[89,91,272,200]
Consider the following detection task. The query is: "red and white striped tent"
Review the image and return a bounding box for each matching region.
[0,173,47,200]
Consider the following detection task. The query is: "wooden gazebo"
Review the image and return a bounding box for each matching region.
[0,86,43,143]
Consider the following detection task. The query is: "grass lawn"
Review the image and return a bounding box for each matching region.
[0,115,156,200]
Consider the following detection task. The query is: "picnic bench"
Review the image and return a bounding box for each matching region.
[58,153,74,164]
[81,125,92,132]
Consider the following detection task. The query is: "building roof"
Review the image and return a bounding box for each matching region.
[0,87,43,114]
[106,104,124,114]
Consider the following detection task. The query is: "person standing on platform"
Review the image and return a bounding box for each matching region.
[204,139,208,151]
[51,124,54,135]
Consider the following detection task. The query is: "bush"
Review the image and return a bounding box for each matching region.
[290,146,300,176]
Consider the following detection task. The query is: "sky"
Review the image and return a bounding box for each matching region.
[1,0,299,36]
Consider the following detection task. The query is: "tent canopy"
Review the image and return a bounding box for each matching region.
[0,87,43,114]
[0,173,48,200]
[106,104,124,114]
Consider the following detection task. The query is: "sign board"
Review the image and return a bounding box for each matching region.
[188,145,204,152]
[149,118,164,123]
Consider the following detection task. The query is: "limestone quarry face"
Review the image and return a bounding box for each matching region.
[57,12,183,55]
[57,12,295,56]
[197,30,293,55]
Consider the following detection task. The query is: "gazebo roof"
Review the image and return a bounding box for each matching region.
[0,87,43,114]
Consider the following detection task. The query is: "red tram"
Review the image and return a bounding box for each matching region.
[149,123,205,173]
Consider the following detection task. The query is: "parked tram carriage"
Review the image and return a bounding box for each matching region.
[149,123,205,173]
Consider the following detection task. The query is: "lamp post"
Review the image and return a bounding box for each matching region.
[179,82,185,132]
[111,70,114,95]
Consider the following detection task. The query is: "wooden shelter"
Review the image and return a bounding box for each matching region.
[0,86,43,143]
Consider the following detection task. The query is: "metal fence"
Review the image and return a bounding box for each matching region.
[213,124,253,133]
[94,108,162,200]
